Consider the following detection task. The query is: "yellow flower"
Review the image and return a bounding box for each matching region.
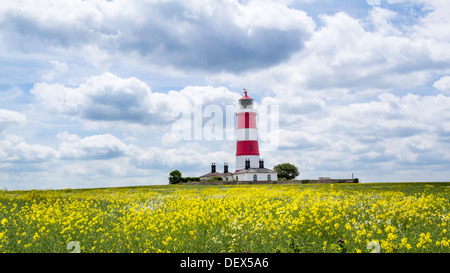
[387,233,397,241]
[400,238,408,246]
[345,223,352,231]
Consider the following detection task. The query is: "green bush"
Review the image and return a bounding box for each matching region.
[274,163,299,180]
[208,176,223,181]
[181,177,200,182]
[169,170,182,184]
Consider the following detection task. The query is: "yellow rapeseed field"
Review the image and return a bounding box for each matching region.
[0,183,449,253]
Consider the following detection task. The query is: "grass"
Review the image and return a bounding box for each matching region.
[1,182,450,253]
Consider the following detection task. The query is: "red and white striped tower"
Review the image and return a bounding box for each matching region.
[235,90,260,172]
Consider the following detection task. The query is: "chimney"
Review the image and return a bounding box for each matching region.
[245,158,250,169]
[211,162,216,173]
[224,163,228,173]
[259,159,264,169]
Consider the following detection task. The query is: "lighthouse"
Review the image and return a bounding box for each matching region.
[199,89,277,183]
[235,90,260,172]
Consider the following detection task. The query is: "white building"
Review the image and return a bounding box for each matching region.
[229,158,277,182]
[200,163,232,181]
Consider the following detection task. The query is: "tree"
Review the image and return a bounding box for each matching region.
[274,163,299,180]
[169,170,182,184]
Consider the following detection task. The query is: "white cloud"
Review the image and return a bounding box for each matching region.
[369,7,401,36]
[42,60,68,81]
[0,109,27,132]
[0,134,56,163]
[406,0,450,41]
[57,133,130,160]
[234,0,315,32]
[214,3,450,94]
[0,131,132,164]
[31,72,157,125]
[31,82,85,116]
[131,142,234,174]
[302,11,438,90]
[0,0,315,74]
[433,76,450,93]
[31,72,242,131]
[319,93,450,142]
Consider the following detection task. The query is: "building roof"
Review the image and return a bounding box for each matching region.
[199,172,232,178]
[319,177,332,180]
[240,90,253,100]
[235,168,277,174]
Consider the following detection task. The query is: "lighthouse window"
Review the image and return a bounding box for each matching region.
[249,145,252,150]
[253,174,257,181]
[268,174,271,181]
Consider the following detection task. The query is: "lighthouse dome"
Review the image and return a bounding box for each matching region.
[239,90,254,110]
[240,90,252,100]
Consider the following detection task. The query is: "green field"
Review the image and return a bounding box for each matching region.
[1,182,450,253]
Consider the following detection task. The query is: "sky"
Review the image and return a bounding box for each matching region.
[1,0,450,190]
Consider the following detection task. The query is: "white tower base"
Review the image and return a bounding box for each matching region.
[235,155,260,172]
